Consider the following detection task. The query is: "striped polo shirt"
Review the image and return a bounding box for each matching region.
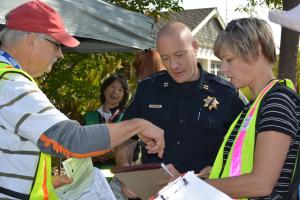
[222,88,299,199]
[0,62,68,198]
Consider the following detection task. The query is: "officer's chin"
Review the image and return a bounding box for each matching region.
[172,75,185,83]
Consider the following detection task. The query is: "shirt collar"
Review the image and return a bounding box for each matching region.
[0,49,22,69]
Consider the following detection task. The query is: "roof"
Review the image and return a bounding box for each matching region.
[156,8,216,31]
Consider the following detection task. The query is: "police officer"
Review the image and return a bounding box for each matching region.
[115,21,247,199]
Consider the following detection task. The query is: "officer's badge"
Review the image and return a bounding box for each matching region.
[203,96,219,111]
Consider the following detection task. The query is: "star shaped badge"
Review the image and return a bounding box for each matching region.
[203,96,219,111]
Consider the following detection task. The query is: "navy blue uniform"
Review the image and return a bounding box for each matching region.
[124,65,246,173]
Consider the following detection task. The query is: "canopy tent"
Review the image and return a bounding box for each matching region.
[269,4,300,33]
[0,0,156,52]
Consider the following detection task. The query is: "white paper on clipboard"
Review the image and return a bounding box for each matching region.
[153,171,232,200]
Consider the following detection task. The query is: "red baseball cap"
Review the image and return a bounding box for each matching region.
[6,0,79,47]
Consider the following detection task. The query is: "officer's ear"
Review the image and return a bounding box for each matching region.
[192,40,198,55]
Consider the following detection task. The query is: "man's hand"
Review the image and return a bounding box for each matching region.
[136,119,165,158]
[52,175,73,189]
[108,118,164,158]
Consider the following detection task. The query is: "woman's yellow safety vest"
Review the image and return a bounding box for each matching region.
[0,63,58,200]
[209,79,296,200]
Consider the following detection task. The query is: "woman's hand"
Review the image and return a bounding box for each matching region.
[197,166,212,179]
[158,164,182,187]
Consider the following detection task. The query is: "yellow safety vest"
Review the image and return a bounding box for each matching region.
[0,63,58,200]
[209,79,296,200]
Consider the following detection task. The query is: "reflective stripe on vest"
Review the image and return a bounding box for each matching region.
[209,79,296,200]
[0,63,58,200]
[30,153,58,200]
[230,80,278,177]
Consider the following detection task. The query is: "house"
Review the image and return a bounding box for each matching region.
[156,8,226,77]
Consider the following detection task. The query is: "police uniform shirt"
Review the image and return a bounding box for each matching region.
[124,65,246,173]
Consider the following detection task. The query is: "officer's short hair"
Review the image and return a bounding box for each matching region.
[214,17,276,64]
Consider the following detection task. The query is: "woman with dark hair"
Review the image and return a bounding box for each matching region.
[84,74,129,125]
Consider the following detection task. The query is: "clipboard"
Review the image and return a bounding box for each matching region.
[111,163,171,200]
[152,171,232,200]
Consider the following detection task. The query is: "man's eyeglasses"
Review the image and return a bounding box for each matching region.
[40,36,62,50]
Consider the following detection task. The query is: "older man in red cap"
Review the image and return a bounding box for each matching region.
[0,1,164,199]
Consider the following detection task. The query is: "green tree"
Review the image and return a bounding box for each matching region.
[272,51,300,94]
[106,0,183,22]
[238,0,300,86]
[38,53,132,121]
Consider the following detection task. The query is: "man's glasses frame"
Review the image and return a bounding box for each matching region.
[39,35,62,50]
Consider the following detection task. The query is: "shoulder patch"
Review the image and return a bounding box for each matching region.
[207,73,249,105]
[138,70,167,84]
[207,74,235,90]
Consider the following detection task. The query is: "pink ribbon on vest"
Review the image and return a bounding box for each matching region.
[230,80,277,177]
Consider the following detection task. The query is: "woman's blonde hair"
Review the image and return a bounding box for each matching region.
[214,17,276,64]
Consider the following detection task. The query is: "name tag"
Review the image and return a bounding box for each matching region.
[149,104,162,108]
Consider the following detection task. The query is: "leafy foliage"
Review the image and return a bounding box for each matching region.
[37,53,134,121]
[236,0,282,13]
[272,51,300,94]
[106,0,183,21]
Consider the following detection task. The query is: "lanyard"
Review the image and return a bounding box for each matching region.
[108,109,120,123]
[0,50,22,69]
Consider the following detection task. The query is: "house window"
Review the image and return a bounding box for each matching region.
[210,62,221,75]
[210,61,226,79]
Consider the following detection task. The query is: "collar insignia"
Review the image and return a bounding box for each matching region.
[203,96,219,111]
[163,82,169,87]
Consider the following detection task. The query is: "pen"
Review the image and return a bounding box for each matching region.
[197,108,201,120]
[161,163,174,177]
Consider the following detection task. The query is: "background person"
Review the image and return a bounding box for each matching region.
[116,21,246,199]
[83,73,129,125]
[0,1,164,199]
[82,73,129,178]
[133,48,166,81]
